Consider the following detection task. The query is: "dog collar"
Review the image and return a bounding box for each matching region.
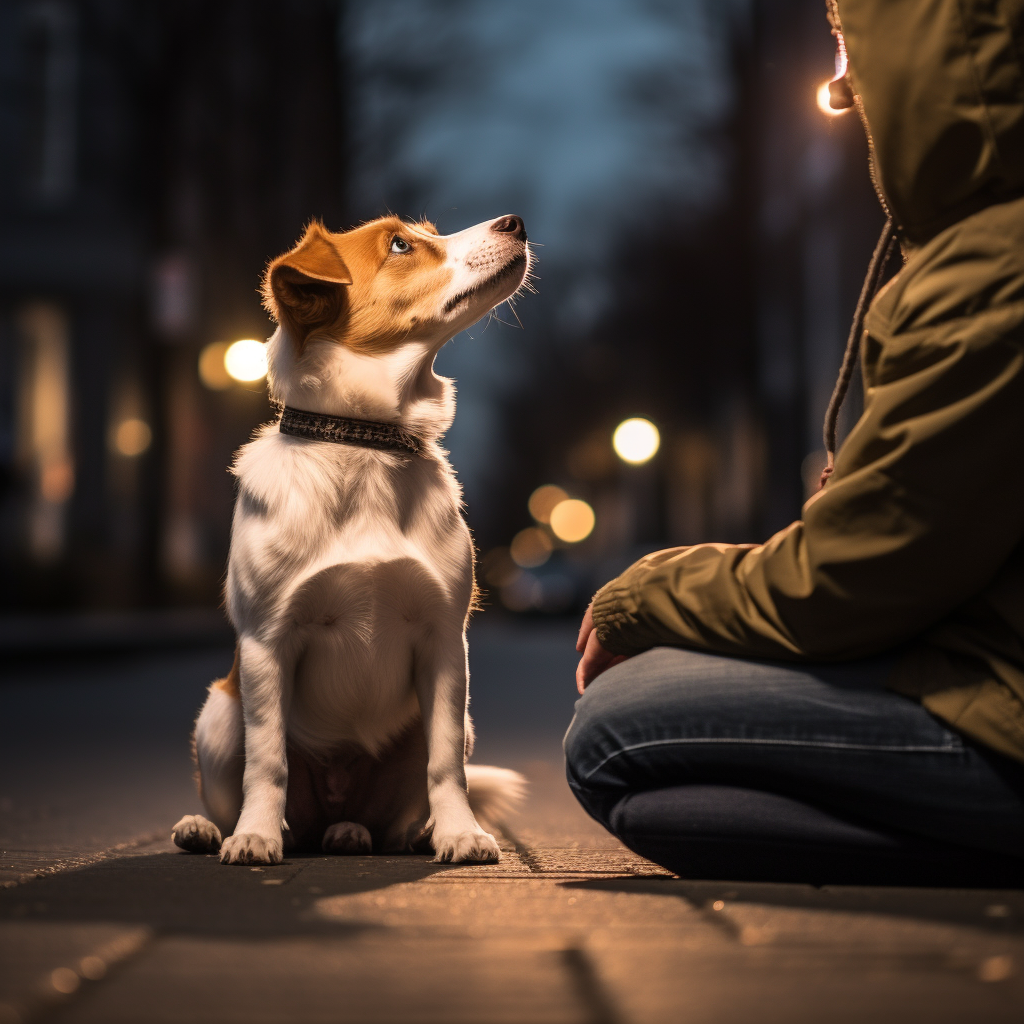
[279,406,424,456]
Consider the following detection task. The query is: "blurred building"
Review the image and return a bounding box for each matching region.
[0,0,345,610]
[0,0,885,616]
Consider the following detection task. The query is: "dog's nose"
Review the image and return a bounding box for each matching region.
[491,215,527,241]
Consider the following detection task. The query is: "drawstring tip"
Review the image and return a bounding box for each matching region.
[819,453,835,491]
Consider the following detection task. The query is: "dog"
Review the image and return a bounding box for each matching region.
[172,213,531,865]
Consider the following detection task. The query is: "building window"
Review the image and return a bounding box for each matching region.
[16,302,74,563]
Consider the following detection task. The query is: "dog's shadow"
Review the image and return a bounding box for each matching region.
[0,851,456,939]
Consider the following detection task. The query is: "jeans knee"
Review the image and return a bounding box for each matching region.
[563,689,598,783]
[565,676,656,834]
[563,700,610,826]
[563,706,588,790]
[563,679,625,794]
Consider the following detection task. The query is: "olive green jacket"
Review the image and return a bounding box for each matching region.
[592,0,1024,764]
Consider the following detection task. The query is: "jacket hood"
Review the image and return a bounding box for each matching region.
[837,0,1024,246]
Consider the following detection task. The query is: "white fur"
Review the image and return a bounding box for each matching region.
[465,765,529,826]
[174,215,530,865]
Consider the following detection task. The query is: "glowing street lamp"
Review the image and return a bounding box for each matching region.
[224,339,268,382]
[613,418,660,465]
[549,498,595,543]
[199,339,268,389]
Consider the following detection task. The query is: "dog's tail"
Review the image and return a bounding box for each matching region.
[465,764,527,827]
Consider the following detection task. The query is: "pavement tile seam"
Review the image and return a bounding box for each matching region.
[495,823,545,873]
[0,832,167,889]
[560,945,624,1024]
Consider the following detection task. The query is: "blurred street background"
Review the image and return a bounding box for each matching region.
[3,6,1024,1023]
[0,0,882,619]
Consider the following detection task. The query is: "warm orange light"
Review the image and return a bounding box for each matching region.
[224,339,268,383]
[528,484,569,524]
[549,499,595,543]
[111,418,152,457]
[613,418,660,464]
[817,80,849,117]
[198,342,232,390]
[510,527,553,568]
[50,967,80,994]
[40,460,74,503]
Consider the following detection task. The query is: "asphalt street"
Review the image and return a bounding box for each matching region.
[1,617,1022,1024]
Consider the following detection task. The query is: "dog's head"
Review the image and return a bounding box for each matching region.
[262,214,530,353]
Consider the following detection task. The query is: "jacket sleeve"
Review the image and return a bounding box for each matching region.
[593,220,1024,661]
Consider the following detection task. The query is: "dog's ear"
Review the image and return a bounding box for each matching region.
[262,221,352,345]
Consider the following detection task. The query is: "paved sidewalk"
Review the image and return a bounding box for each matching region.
[1,621,1022,1023]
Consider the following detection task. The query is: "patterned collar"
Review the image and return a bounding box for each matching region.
[278,406,424,456]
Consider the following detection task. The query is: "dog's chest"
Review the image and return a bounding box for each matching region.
[286,552,449,752]
[229,436,473,755]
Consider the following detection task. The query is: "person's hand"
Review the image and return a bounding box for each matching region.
[575,602,628,694]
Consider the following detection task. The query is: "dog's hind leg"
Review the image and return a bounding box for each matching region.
[173,662,245,854]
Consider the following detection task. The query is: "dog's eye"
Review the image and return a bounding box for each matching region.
[390,236,412,254]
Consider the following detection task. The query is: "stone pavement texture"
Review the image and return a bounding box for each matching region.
[1,619,1022,1023]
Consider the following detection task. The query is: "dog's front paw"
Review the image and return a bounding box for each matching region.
[432,829,500,864]
[219,832,283,865]
[322,821,373,855]
[172,814,222,854]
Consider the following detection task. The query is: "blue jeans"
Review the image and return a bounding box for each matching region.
[564,647,1024,883]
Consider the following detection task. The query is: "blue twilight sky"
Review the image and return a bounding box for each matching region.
[346,0,745,511]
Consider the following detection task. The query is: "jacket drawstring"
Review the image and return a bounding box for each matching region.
[819,217,897,489]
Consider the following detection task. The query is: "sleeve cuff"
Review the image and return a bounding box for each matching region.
[591,577,643,656]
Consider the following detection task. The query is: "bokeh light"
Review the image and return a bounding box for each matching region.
[111,418,152,457]
[198,342,232,390]
[549,498,595,543]
[78,956,107,981]
[40,461,74,503]
[612,418,660,464]
[510,526,553,568]
[528,484,568,524]
[224,339,268,383]
[480,547,521,587]
[50,967,79,994]
[816,80,849,117]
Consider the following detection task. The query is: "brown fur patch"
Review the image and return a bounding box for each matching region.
[262,221,352,350]
[212,646,241,699]
[263,216,453,356]
[199,647,240,799]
